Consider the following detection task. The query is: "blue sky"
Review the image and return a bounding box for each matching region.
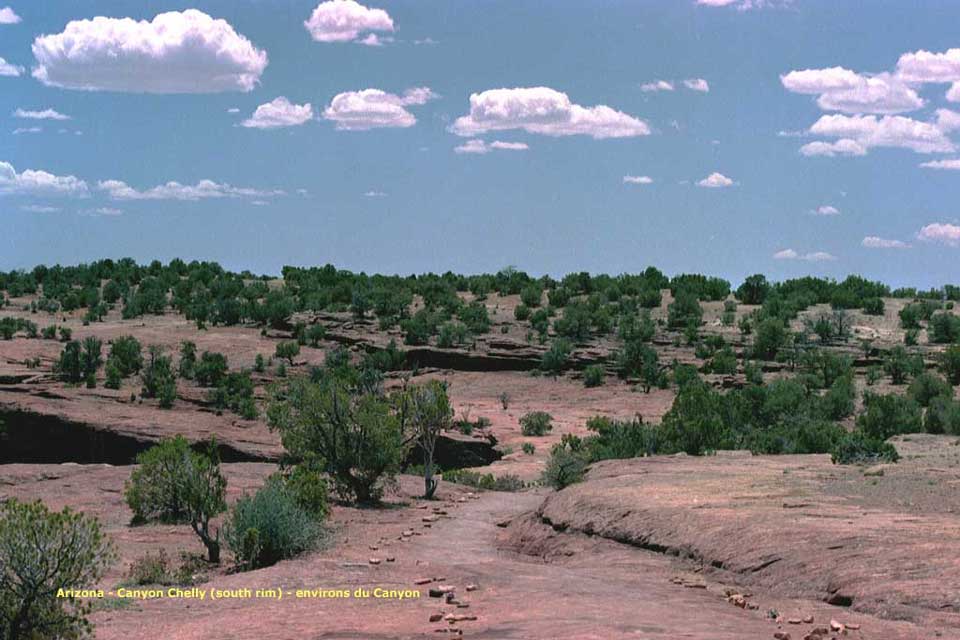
[2,0,960,287]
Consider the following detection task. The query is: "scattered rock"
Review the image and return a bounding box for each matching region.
[774,632,791,640]
[429,614,443,622]
[802,615,814,624]
[465,584,477,592]
[415,578,433,585]
[788,618,802,625]
[368,558,381,565]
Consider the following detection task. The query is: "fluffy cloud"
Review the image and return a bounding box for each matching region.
[623,175,653,184]
[813,205,840,216]
[0,7,20,24]
[31,10,267,93]
[98,179,282,201]
[451,87,649,139]
[242,97,314,129]
[808,114,955,154]
[773,249,836,261]
[896,48,960,84]
[798,139,866,157]
[323,87,435,130]
[683,78,710,92]
[21,205,62,213]
[862,236,910,249]
[697,172,734,188]
[919,158,960,170]
[0,161,88,196]
[0,56,22,77]
[641,80,674,92]
[454,139,530,154]
[916,222,960,247]
[13,108,70,120]
[948,83,960,103]
[304,0,394,43]
[781,67,923,115]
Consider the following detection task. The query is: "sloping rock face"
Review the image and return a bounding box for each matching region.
[534,438,960,631]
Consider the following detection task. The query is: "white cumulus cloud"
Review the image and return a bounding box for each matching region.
[242,97,314,129]
[323,87,435,130]
[641,80,674,92]
[304,0,394,43]
[0,161,88,196]
[862,236,910,249]
[31,10,267,93]
[919,158,960,170]
[798,139,867,157]
[454,139,529,154]
[450,87,650,139]
[697,172,734,188]
[813,205,840,216]
[0,6,20,24]
[773,248,836,261]
[623,175,653,184]
[781,67,923,115]
[916,222,960,247]
[98,179,282,201]
[13,108,70,120]
[808,114,955,154]
[684,78,710,92]
[896,48,960,84]
[0,56,22,77]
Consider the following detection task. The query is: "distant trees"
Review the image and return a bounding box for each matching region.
[141,346,176,408]
[736,274,770,305]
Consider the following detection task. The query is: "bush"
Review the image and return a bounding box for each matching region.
[583,364,605,387]
[884,346,923,384]
[856,393,923,441]
[667,290,703,329]
[280,460,330,519]
[925,395,960,435]
[907,372,953,407]
[753,318,788,360]
[109,335,143,377]
[929,312,960,344]
[459,301,491,334]
[178,341,197,379]
[514,303,531,321]
[942,345,960,385]
[520,411,553,436]
[521,442,535,455]
[553,303,592,342]
[267,370,405,504]
[520,285,543,307]
[862,297,885,316]
[831,431,900,465]
[224,477,321,570]
[659,382,727,455]
[542,440,588,489]
[142,346,177,408]
[0,499,115,640]
[124,549,202,587]
[305,324,326,347]
[55,340,83,383]
[540,338,572,376]
[436,321,469,348]
[194,351,228,387]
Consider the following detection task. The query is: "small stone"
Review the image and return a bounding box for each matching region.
[385,556,396,563]
[803,615,814,624]
[846,623,860,630]
[429,614,443,622]
[788,618,802,625]
[774,633,792,640]
[369,545,379,551]
[830,620,843,632]
[415,578,432,585]
[465,584,477,592]
[368,558,381,565]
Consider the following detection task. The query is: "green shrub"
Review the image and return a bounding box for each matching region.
[224,478,321,570]
[753,318,788,360]
[520,411,553,436]
[540,338,572,376]
[178,341,197,379]
[436,321,469,348]
[856,393,923,440]
[831,431,900,465]
[305,324,326,347]
[194,351,228,387]
[459,301,491,334]
[361,339,407,371]
[124,436,194,523]
[55,340,83,383]
[141,346,176,408]
[0,499,115,640]
[514,303,531,321]
[941,345,960,385]
[520,285,543,307]
[907,372,953,407]
[109,335,143,377]
[583,364,605,387]
[862,297,885,316]
[929,312,960,344]
[667,290,703,329]
[924,395,960,435]
[522,442,535,455]
[274,341,300,365]
[542,440,588,489]
[659,382,727,455]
